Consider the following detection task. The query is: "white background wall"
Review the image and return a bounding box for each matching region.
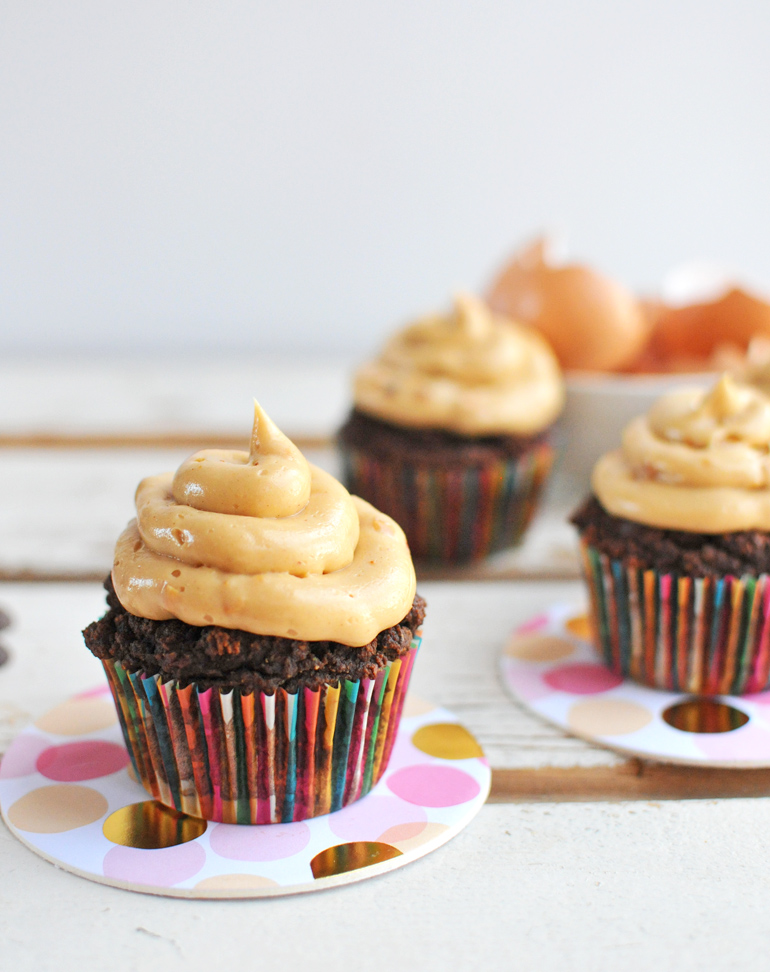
[2,0,769,356]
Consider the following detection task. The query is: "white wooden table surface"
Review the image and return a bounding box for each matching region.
[1,357,769,971]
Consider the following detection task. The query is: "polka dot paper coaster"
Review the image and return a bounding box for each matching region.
[0,686,489,898]
[499,603,770,768]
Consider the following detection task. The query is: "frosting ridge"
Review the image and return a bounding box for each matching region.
[172,403,311,518]
[112,403,416,646]
[593,375,770,532]
[353,292,564,436]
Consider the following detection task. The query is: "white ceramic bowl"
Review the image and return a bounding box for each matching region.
[557,371,715,495]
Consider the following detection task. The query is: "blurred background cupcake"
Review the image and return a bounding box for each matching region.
[338,292,564,563]
[571,374,770,695]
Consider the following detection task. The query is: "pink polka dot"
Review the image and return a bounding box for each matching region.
[75,684,112,699]
[743,690,770,706]
[515,614,549,634]
[329,795,427,842]
[386,732,435,772]
[209,821,310,862]
[387,765,480,807]
[694,722,770,762]
[0,735,50,779]
[36,742,129,782]
[103,842,206,887]
[544,663,623,695]
[505,664,551,702]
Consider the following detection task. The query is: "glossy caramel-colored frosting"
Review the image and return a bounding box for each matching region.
[353,292,564,436]
[593,375,770,532]
[112,403,416,646]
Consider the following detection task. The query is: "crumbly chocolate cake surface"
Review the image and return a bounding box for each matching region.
[572,495,770,577]
[338,408,550,464]
[83,577,426,695]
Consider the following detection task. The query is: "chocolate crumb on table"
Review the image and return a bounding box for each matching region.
[0,609,11,669]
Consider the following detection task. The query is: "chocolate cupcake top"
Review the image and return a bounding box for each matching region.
[112,403,416,647]
[353,292,564,436]
[593,374,770,532]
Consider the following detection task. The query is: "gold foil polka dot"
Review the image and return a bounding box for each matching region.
[194,874,278,891]
[411,723,483,760]
[103,800,206,848]
[310,841,402,879]
[8,784,108,834]
[565,614,593,641]
[568,698,653,737]
[505,633,575,663]
[662,698,750,734]
[35,698,117,736]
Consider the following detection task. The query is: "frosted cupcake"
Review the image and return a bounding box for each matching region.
[572,375,770,694]
[339,293,565,563]
[84,403,424,823]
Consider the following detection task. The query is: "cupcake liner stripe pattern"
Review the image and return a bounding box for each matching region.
[342,442,554,563]
[581,542,770,695]
[102,640,419,824]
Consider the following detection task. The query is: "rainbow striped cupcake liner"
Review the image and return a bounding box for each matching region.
[102,639,419,824]
[580,541,770,695]
[341,440,555,563]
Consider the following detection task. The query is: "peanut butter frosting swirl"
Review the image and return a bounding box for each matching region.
[593,375,770,532]
[353,292,564,436]
[112,403,417,647]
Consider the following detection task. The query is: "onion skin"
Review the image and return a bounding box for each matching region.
[487,239,649,372]
[651,288,770,361]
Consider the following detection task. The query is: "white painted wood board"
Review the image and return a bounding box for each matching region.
[1,589,766,972]
[0,580,619,772]
[0,447,581,578]
[0,355,354,439]
[2,797,769,972]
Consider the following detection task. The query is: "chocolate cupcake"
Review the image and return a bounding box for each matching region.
[339,293,564,563]
[84,403,423,823]
[572,375,770,694]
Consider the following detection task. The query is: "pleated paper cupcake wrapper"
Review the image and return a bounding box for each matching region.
[581,541,770,695]
[341,441,555,563]
[102,639,419,824]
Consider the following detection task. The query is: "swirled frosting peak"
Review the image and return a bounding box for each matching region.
[172,402,311,518]
[593,375,770,532]
[112,403,416,646]
[353,292,564,436]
